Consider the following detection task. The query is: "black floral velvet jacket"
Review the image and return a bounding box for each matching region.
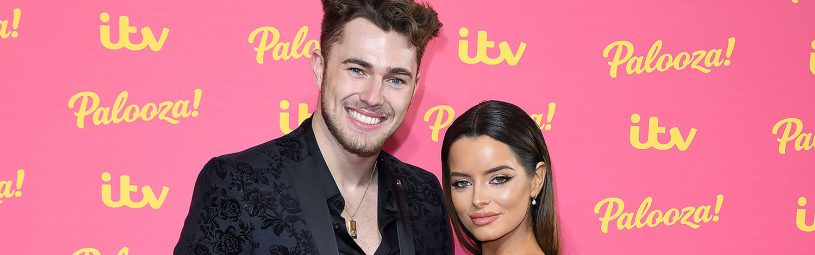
[174,121,452,255]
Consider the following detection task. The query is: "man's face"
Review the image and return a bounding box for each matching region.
[315,18,419,157]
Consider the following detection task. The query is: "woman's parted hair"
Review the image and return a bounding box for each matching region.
[440,100,560,255]
[320,0,442,66]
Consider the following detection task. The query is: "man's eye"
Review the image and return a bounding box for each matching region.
[348,67,365,76]
[386,78,406,86]
[451,180,471,189]
[489,175,513,185]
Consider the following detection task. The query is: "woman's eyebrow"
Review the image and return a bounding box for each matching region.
[450,165,515,178]
[483,165,514,175]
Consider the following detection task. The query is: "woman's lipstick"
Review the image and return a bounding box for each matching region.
[469,211,500,226]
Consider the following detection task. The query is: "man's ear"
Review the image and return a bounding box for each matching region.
[412,73,421,97]
[531,161,546,198]
[311,49,325,89]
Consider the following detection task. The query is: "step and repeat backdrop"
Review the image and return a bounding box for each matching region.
[1,0,814,254]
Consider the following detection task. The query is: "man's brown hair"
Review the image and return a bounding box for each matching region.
[320,0,442,67]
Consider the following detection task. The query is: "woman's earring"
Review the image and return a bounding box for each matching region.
[532,198,537,205]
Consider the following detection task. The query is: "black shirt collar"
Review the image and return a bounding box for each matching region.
[303,118,398,215]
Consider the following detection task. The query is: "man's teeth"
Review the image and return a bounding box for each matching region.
[349,110,383,125]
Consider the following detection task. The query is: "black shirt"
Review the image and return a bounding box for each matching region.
[306,125,400,255]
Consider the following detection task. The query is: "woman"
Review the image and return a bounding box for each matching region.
[441,100,559,255]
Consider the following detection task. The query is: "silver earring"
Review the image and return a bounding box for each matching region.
[532,198,537,205]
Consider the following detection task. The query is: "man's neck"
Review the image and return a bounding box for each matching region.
[311,110,379,191]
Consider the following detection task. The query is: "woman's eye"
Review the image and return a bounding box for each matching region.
[451,180,471,189]
[489,175,513,185]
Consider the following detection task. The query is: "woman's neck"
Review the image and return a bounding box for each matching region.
[481,214,545,255]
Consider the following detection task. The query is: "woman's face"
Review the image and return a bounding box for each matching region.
[448,135,543,242]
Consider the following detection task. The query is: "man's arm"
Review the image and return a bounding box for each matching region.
[174,157,251,255]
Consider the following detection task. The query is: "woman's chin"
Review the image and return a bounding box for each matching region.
[470,228,503,242]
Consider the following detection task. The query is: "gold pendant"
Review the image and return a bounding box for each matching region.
[349,219,357,239]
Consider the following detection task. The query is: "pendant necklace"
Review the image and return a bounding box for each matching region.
[345,162,377,239]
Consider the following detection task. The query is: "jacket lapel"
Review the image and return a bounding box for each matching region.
[385,160,416,255]
[285,155,339,254]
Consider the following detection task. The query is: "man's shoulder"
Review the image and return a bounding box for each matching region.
[191,128,312,199]
[218,127,310,165]
[178,127,320,255]
[195,128,309,186]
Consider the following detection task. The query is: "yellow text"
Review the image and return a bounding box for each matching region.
[423,105,455,142]
[458,27,526,66]
[249,26,319,64]
[279,100,313,134]
[603,37,735,78]
[0,8,21,39]
[423,103,556,142]
[68,89,202,128]
[100,12,169,51]
[73,247,129,255]
[797,197,815,232]
[630,114,697,151]
[594,194,723,233]
[530,103,557,131]
[772,118,814,154]
[0,169,24,205]
[101,171,168,209]
[810,40,814,75]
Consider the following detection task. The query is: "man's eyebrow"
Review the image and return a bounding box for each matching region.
[341,58,373,69]
[388,67,414,79]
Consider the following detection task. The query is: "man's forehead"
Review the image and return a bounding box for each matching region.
[329,18,418,71]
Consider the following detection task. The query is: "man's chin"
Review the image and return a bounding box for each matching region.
[325,110,399,156]
[338,135,386,157]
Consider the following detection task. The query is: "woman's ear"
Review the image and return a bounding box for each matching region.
[531,161,546,198]
[310,49,325,89]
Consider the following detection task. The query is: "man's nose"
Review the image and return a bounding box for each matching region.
[359,78,384,106]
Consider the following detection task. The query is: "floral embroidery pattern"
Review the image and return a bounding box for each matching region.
[175,125,450,255]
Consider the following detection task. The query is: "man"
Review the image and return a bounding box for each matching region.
[174,0,450,254]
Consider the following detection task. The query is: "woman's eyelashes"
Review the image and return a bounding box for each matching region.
[451,174,515,190]
[451,179,472,190]
[489,174,514,185]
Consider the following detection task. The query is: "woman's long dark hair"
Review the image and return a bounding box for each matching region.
[441,100,559,255]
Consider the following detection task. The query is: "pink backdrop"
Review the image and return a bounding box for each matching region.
[2,0,814,254]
